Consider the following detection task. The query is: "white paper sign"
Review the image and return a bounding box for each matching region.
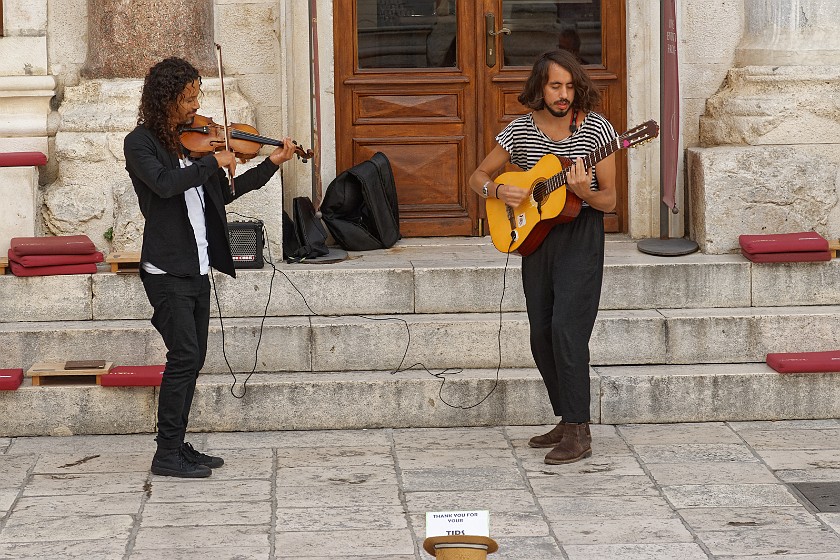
[426,510,489,537]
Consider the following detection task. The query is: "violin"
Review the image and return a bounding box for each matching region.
[180,114,313,163]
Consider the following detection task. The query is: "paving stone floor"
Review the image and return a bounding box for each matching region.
[1,420,840,559]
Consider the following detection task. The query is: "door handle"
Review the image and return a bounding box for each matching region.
[485,13,511,67]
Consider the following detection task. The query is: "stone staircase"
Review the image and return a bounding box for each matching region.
[2,236,840,437]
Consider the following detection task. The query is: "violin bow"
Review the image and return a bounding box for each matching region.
[215,43,235,195]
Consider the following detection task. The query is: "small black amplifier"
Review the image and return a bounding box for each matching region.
[227,220,264,269]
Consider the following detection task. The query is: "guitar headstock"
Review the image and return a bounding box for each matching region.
[619,120,660,149]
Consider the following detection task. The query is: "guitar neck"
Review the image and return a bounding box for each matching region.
[544,136,622,195]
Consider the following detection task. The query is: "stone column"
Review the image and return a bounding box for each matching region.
[82,0,216,78]
[736,0,840,66]
[689,0,840,253]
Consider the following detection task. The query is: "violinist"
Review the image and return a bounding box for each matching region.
[124,57,296,478]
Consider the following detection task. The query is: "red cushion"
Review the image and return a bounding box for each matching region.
[8,249,104,267]
[9,261,98,277]
[10,235,97,257]
[0,369,24,390]
[99,365,164,387]
[741,250,832,263]
[767,351,840,373]
[0,152,47,167]
[739,232,828,254]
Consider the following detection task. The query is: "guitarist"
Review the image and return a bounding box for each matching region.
[469,50,618,465]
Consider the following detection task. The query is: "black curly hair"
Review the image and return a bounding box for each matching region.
[137,57,201,154]
[518,50,600,113]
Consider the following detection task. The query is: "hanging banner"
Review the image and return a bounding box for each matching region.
[662,0,679,210]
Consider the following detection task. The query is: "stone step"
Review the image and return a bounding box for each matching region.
[2,364,838,437]
[3,305,840,372]
[3,239,840,323]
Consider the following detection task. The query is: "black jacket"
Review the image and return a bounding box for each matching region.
[124,125,279,277]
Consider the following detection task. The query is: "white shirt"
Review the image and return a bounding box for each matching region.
[142,158,210,275]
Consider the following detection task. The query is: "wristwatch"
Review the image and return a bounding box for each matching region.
[481,181,492,199]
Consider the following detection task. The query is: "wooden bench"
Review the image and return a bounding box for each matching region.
[27,361,112,386]
[830,240,840,258]
[0,256,7,275]
[105,251,141,273]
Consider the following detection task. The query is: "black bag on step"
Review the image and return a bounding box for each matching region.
[320,152,401,251]
[282,196,329,262]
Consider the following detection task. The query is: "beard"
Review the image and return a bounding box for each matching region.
[546,103,571,118]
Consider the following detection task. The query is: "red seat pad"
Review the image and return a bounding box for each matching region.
[739,232,828,254]
[8,249,104,267]
[767,351,840,373]
[9,261,98,277]
[0,369,24,390]
[0,152,47,167]
[10,235,97,257]
[100,365,164,387]
[741,250,832,263]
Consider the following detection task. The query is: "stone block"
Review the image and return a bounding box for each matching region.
[202,317,311,373]
[688,145,840,254]
[133,526,270,551]
[661,483,800,509]
[680,0,742,64]
[0,384,155,437]
[0,37,47,75]
[602,256,750,309]
[662,306,840,363]
[91,273,150,320]
[0,167,38,253]
[751,260,840,306]
[0,138,48,154]
[591,310,665,365]
[0,274,92,322]
[413,259,524,313]
[2,0,48,35]
[563,544,709,560]
[598,363,840,424]
[215,2,281,76]
[211,264,414,317]
[309,312,532,371]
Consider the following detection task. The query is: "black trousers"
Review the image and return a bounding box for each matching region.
[140,271,211,450]
[521,207,604,422]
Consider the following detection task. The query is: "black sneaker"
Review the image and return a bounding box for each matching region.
[151,447,212,478]
[181,442,224,469]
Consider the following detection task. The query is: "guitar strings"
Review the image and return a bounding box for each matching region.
[530,136,622,201]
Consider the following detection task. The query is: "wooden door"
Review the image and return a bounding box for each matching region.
[481,0,627,232]
[334,0,626,236]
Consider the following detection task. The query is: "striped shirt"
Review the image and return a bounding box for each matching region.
[495,112,618,205]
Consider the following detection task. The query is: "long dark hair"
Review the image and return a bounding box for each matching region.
[518,50,600,112]
[137,57,201,154]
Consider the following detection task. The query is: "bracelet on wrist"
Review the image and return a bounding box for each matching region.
[495,183,502,198]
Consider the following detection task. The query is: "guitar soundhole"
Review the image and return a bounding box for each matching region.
[532,182,546,204]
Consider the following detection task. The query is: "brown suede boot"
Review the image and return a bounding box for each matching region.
[528,422,566,448]
[529,422,592,448]
[544,422,592,464]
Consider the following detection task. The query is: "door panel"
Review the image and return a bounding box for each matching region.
[334,0,626,236]
[336,0,477,236]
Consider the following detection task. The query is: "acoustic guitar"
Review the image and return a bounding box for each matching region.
[486,120,660,255]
